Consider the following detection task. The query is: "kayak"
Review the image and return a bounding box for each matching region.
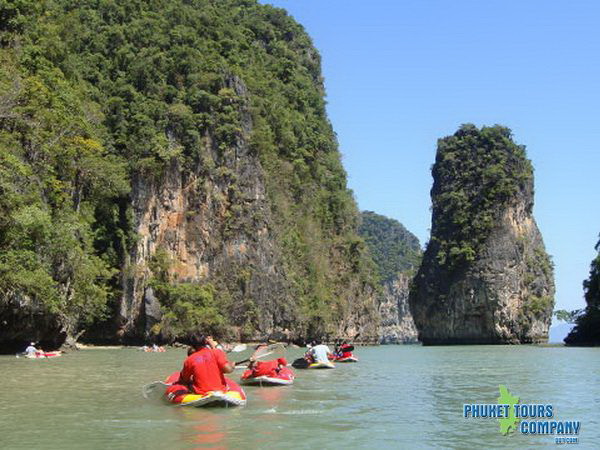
[141,346,166,352]
[309,361,335,369]
[162,372,246,407]
[334,355,358,363]
[333,344,357,362]
[21,351,62,359]
[292,358,335,369]
[240,367,295,386]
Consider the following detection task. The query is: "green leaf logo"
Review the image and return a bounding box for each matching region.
[498,385,519,435]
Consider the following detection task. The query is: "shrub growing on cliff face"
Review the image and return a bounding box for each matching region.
[147,249,227,339]
[152,282,226,340]
[429,124,533,271]
[553,309,582,324]
[565,235,600,345]
[583,237,600,307]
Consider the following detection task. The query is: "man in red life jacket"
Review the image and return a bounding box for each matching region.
[247,355,288,377]
[180,334,235,395]
[243,344,287,379]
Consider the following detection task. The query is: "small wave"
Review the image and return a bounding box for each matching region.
[279,409,323,415]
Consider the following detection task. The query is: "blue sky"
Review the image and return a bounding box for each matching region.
[261,0,600,313]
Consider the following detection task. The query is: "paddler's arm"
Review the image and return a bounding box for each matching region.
[222,361,235,373]
[214,348,235,373]
[326,345,334,360]
[180,362,192,383]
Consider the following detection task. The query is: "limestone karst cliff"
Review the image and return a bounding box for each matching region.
[409,125,555,345]
[359,211,420,344]
[0,0,379,350]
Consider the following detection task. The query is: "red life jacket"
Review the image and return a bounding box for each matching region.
[250,358,288,377]
[180,347,230,394]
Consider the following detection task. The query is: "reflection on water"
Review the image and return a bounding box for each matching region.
[0,345,599,449]
[252,383,290,405]
[190,414,227,448]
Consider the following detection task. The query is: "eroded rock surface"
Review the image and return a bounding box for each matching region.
[409,125,554,344]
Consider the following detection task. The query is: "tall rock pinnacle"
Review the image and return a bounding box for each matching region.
[409,124,554,344]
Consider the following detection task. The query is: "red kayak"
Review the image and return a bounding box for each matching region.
[22,351,62,359]
[162,372,246,407]
[240,366,295,386]
[332,344,358,362]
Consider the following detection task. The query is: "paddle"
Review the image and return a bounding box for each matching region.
[142,380,171,399]
[234,343,286,367]
[343,332,360,354]
[227,343,247,353]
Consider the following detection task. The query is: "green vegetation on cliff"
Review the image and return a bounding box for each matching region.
[0,0,377,343]
[429,124,533,271]
[565,235,600,346]
[0,8,131,338]
[358,211,421,283]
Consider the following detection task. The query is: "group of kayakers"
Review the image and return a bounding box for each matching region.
[290,340,358,368]
[168,334,283,397]
[22,333,357,407]
[141,344,166,352]
[155,333,358,406]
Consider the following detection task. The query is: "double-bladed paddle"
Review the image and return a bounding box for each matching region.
[234,343,286,367]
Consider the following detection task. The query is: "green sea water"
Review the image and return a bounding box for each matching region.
[0,345,598,449]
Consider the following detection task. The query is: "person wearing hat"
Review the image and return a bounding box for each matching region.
[24,342,40,357]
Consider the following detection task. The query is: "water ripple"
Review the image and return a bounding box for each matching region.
[0,346,598,449]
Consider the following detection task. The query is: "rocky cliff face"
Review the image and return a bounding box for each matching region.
[0,0,381,349]
[379,273,418,344]
[358,211,421,343]
[118,77,295,341]
[115,72,380,343]
[409,125,554,345]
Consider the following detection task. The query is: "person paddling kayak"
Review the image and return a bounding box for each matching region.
[178,334,235,395]
[291,340,335,368]
[240,344,294,385]
[307,340,333,364]
[245,344,288,377]
[335,342,354,358]
[24,342,40,357]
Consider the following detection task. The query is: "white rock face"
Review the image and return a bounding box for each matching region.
[379,273,419,344]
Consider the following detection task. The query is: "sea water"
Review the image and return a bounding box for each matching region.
[0,345,598,449]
